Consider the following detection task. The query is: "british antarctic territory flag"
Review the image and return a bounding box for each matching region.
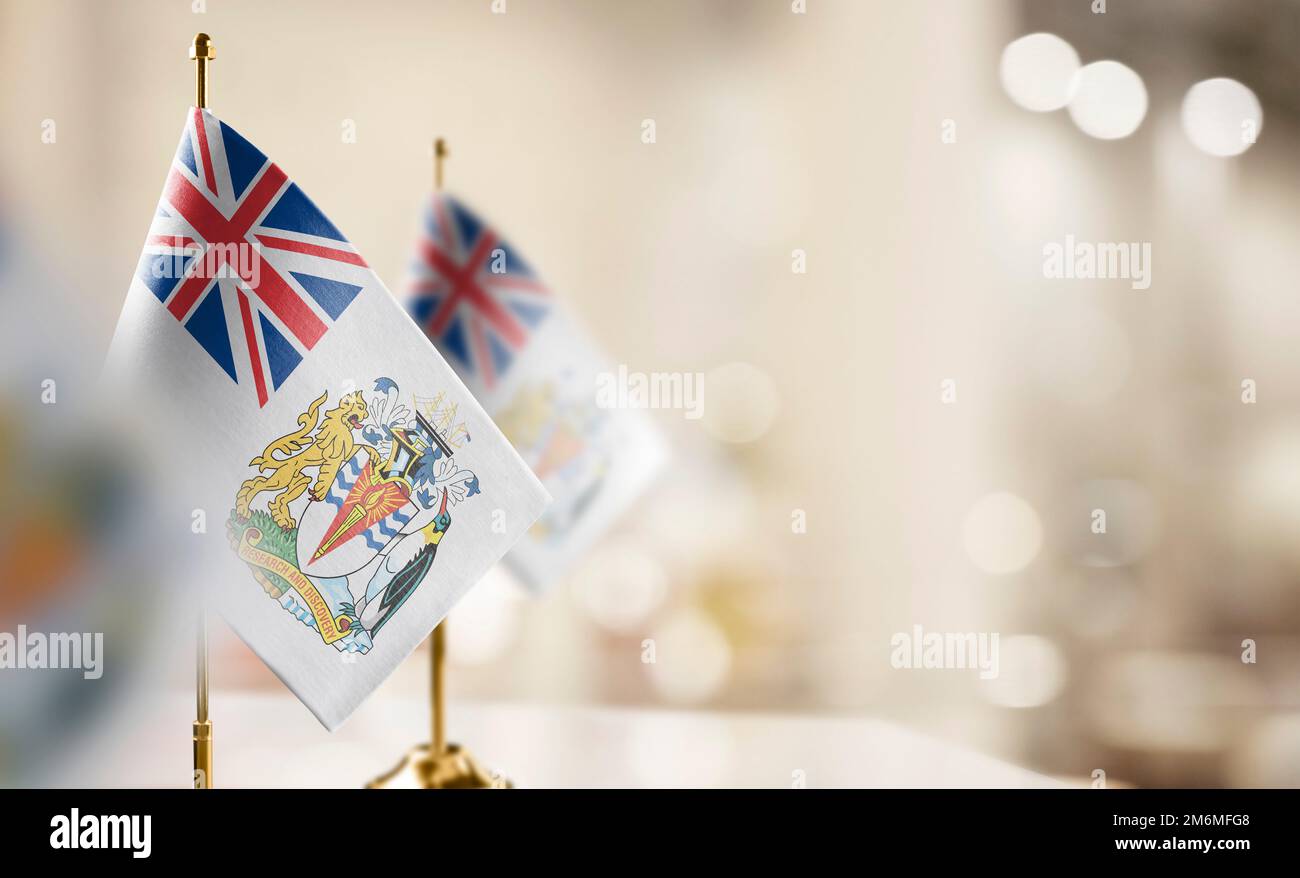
[106,108,549,730]
[407,194,665,590]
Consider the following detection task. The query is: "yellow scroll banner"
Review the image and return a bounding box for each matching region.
[238,528,351,645]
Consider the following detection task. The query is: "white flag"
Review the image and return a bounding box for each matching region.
[105,108,548,729]
[405,193,667,589]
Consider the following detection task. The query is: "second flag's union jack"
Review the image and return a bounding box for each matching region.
[407,195,551,390]
[136,108,369,407]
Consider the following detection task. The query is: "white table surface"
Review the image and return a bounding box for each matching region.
[63,692,1064,788]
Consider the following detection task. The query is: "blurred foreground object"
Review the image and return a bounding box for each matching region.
[0,214,165,785]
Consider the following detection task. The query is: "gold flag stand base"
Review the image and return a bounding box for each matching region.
[367,619,511,789]
[367,742,509,789]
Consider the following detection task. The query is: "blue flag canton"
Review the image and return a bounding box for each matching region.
[407,195,551,389]
[137,109,368,407]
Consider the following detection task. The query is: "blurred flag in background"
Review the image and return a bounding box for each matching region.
[407,193,666,590]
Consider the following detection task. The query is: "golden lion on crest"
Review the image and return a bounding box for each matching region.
[235,389,381,530]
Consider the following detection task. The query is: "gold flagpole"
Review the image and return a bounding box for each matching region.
[430,138,449,763]
[368,138,508,789]
[190,32,215,791]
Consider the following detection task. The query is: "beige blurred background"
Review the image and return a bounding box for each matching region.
[2,0,1298,787]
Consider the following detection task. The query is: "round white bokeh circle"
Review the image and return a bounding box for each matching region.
[1181,77,1262,157]
[1000,33,1081,112]
[1068,60,1148,140]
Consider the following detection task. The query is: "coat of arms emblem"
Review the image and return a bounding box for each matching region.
[494,379,610,543]
[227,378,479,654]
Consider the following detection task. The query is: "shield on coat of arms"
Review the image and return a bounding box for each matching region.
[295,448,418,578]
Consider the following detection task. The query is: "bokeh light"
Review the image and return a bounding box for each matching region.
[1000,33,1080,112]
[570,539,667,634]
[981,635,1067,708]
[647,608,732,704]
[1062,479,1159,568]
[701,361,780,444]
[1067,60,1148,140]
[1181,77,1263,157]
[962,492,1043,575]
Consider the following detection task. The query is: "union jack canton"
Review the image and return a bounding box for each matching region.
[408,194,551,391]
[136,108,369,407]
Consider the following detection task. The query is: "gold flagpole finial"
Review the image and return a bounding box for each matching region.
[434,138,448,191]
[190,33,215,109]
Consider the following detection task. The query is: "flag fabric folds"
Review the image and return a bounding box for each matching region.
[106,108,549,730]
[406,193,666,590]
